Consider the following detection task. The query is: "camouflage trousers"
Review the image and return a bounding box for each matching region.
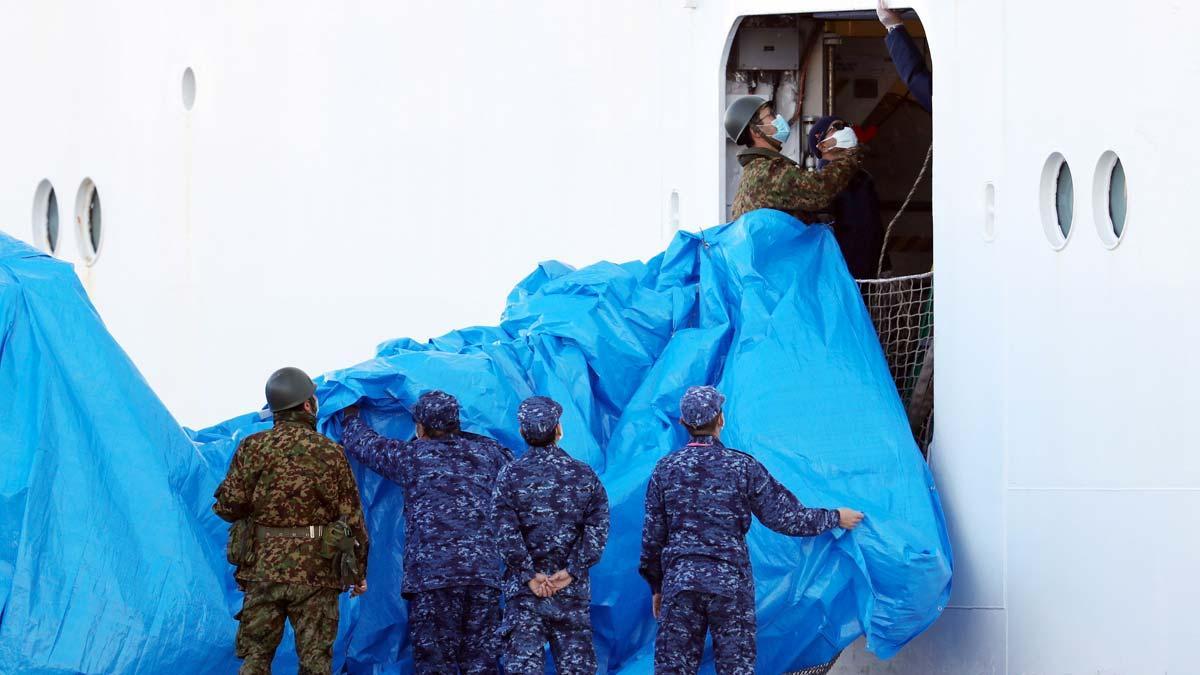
[500,594,596,675]
[407,585,501,674]
[655,590,756,675]
[235,581,340,675]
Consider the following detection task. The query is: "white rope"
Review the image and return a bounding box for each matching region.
[856,270,934,286]
[876,143,933,277]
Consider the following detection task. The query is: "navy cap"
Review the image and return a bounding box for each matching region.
[809,115,839,159]
[680,385,725,428]
[518,396,563,439]
[412,390,460,431]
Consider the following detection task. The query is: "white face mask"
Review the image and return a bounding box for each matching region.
[825,126,859,150]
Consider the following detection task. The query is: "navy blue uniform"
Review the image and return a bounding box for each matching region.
[807,115,885,279]
[407,586,502,675]
[493,443,609,675]
[885,25,932,112]
[639,435,840,675]
[342,414,512,674]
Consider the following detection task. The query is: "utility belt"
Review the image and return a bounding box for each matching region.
[255,524,329,540]
[227,519,362,588]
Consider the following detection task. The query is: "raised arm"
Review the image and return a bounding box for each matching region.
[879,0,932,112]
[747,460,842,537]
[637,474,668,594]
[885,27,932,112]
[491,469,537,597]
[341,412,409,484]
[565,474,610,581]
[213,438,255,522]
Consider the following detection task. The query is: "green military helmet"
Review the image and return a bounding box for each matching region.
[723,95,771,145]
[265,366,317,412]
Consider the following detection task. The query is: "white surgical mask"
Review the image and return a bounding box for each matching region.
[827,126,859,149]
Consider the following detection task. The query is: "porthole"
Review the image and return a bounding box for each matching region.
[75,179,103,265]
[182,67,196,110]
[32,179,60,253]
[1039,153,1074,250]
[1093,151,1128,248]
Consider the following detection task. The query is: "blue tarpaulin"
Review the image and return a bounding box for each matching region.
[0,210,951,674]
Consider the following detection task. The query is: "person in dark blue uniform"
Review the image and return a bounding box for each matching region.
[808,116,886,279]
[878,0,932,112]
[639,386,864,675]
[492,396,609,675]
[341,391,513,675]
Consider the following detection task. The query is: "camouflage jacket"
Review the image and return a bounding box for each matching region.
[213,409,369,590]
[492,444,610,601]
[731,147,862,221]
[639,435,840,600]
[341,415,513,596]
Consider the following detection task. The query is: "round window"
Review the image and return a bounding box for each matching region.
[32,179,60,253]
[1040,153,1074,249]
[75,178,103,265]
[1093,151,1128,248]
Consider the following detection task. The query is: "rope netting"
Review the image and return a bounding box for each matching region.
[857,271,934,453]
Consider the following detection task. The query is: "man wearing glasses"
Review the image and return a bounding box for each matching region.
[806,115,885,278]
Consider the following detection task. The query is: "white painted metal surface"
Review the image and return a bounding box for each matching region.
[1,1,1197,672]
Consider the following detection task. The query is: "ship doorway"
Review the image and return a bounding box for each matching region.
[721,9,935,453]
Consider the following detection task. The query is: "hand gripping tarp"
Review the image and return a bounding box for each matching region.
[0,209,951,674]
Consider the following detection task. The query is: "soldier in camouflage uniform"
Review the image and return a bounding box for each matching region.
[213,367,370,675]
[639,386,864,675]
[341,390,513,674]
[724,95,863,221]
[492,396,610,675]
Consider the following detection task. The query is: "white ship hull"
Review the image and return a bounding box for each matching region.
[1,2,1196,672]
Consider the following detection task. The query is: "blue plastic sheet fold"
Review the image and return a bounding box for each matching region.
[0,209,951,674]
